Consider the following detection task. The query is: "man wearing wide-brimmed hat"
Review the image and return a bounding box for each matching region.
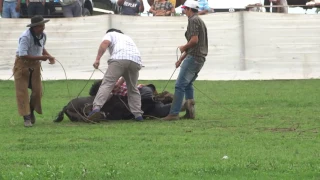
[13,15,56,127]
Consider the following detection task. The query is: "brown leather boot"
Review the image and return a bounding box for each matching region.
[188,99,195,119]
[162,114,180,121]
[183,99,195,119]
[180,109,191,119]
[180,100,187,112]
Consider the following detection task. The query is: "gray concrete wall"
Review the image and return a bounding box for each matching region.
[1,12,320,80]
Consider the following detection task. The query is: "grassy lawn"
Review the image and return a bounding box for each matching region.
[0,79,319,179]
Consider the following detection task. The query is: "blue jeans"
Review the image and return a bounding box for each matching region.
[169,55,205,115]
[2,1,20,18]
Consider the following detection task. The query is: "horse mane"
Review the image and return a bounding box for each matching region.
[89,80,102,96]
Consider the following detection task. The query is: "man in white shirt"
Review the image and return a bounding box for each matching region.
[87,28,144,121]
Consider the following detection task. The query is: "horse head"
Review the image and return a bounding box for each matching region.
[89,80,102,96]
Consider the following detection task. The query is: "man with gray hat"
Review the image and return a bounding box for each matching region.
[163,0,208,121]
[14,15,56,127]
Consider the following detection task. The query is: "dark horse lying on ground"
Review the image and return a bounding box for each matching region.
[54,80,174,123]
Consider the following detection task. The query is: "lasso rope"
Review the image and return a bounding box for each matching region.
[55,59,99,124]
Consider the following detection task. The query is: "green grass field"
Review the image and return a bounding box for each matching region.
[0,79,319,179]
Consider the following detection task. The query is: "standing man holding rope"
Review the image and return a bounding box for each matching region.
[87,28,144,121]
[163,0,208,121]
[14,15,56,127]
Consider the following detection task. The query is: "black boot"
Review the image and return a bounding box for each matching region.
[30,109,36,124]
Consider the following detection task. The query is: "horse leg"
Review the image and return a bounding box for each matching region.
[54,105,67,122]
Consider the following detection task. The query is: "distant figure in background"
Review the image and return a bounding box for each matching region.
[117,0,144,15]
[168,0,175,7]
[198,0,211,15]
[269,0,288,13]
[19,0,28,18]
[0,0,20,18]
[60,0,82,17]
[245,3,266,12]
[149,0,175,16]
[182,0,212,15]
[26,0,45,17]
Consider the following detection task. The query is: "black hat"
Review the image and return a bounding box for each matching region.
[26,15,50,27]
[106,28,123,34]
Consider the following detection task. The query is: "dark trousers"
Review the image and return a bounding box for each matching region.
[27,2,45,17]
[20,3,28,18]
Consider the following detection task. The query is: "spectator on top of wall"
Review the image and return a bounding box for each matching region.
[0,0,20,18]
[198,0,211,15]
[60,0,82,17]
[149,0,175,16]
[270,0,288,13]
[168,0,175,7]
[26,0,45,17]
[117,0,144,15]
[182,0,211,15]
[245,3,265,12]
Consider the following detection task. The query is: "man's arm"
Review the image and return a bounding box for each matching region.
[43,48,55,64]
[180,35,198,53]
[179,52,187,62]
[43,48,51,56]
[96,40,110,61]
[15,0,21,12]
[165,5,174,16]
[139,0,144,13]
[175,52,187,68]
[149,6,155,14]
[117,0,125,6]
[0,0,3,13]
[114,77,125,90]
[20,55,49,61]
[170,6,175,15]
[93,40,110,69]
[117,77,125,85]
[165,3,174,16]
